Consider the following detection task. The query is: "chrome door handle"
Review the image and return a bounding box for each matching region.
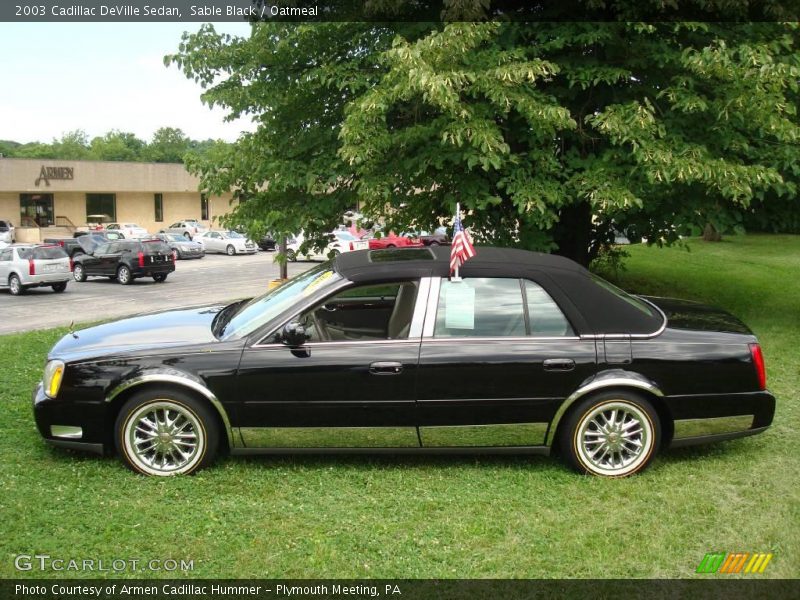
[369,361,403,375]
[543,358,575,372]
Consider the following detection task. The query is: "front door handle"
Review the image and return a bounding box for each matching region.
[369,361,403,375]
[543,358,575,372]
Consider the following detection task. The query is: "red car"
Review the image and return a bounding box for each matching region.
[360,231,423,249]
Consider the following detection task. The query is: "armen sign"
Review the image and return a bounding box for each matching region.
[35,166,74,187]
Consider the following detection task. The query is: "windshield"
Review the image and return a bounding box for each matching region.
[165,234,185,242]
[226,231,244,239]
[219,263,341,339]
[335,231,358,241]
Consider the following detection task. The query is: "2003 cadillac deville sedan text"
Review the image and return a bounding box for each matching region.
[33,247,775,477]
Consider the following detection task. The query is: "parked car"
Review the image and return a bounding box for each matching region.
[106,223,149,239]
[154,233,205,260]
[45,232,127,258]
[0,219,16,244]
[72,239,175,285]
[361,230,422,250]
[0,244,71,295]
[161,220,207,240]
[413,227,450,246]
[286,230,368,261]
[196,231,257,255]
[32,246,775,477]
[258,235,277,251]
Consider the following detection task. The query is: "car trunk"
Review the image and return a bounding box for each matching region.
[641,296,753,335]
[21,246,70,275]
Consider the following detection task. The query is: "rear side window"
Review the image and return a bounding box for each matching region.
[525,280,574,336]
[434,278,526,337]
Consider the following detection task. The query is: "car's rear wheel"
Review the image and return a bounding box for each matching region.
[117,265,132,285]
[226,244,236,256]
[115,389,218,476]
[9,274,24,295]
[429,241,440,246]
[559,390,660,477]
[73,264,86,282]
[183,232,191,239]
[153,273,168,283]
[286,249,297,262]
[51,282,68,293]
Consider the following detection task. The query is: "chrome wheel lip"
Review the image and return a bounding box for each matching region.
[123,400,205,476]
[575,400,654,477]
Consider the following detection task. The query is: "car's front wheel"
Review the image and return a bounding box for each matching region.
[286,249,297,262]
[226,244,236,256]
[559,391,660,477]
[9,274,24,295]
[115,388,219,476]
[73,264,86,282]
[117,265,132,285]
[51,282,68,293]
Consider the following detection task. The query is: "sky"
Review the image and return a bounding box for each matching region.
[0,22,256,144]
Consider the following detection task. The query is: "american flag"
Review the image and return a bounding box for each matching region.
[450,211,476,275]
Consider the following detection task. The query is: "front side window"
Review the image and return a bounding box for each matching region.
[433,278,573,338]
[296,281,419,342]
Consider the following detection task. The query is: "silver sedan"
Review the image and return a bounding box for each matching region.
[196,231,257,255]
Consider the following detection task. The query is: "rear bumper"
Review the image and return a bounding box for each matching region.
[132,264,175,277]
[666,390,775,448]
[25,272,72,286]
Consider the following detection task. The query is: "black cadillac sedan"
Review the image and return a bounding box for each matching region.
[33,247,774,477]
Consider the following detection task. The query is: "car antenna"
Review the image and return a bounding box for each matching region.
[68,320,79,339]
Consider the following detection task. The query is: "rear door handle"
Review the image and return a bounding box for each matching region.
[369,361,403,375]
[543,358,575,372]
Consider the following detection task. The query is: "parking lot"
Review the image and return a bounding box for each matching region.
[0,251,314,335]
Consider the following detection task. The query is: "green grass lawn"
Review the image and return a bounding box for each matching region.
[0,234,797,579]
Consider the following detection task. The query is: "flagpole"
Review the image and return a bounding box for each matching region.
[453,202,460,281]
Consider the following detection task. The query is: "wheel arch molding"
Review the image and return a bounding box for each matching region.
[545,369,668,447]
[104,370,235,450]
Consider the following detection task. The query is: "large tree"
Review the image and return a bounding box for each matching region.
[169,11,800,264]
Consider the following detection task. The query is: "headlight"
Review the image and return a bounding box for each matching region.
[43,360,65,398]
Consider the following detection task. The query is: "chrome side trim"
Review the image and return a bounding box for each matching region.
[673,415,754,439]
[408,277,432,339]
[240,426,420,448]
[50,425,83,439]
[421,276,441,338]
[105,373,236,449]
[544,375,664,446]
[421,336,582,343]
[419,423,548,447]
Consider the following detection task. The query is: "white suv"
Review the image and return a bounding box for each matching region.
[0,220,15,244]
[0,244,72,295]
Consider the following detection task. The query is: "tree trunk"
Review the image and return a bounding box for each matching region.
[552,201,593,267]
[702,223,722,242]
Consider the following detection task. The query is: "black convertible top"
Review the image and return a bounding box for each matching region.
[334,246,665,336]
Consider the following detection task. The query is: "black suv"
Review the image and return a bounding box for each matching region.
[72,239,175,285]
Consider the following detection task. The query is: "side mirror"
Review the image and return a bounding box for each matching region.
[281,321,310,347]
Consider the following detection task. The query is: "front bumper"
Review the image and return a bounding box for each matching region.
[32,382,106,455]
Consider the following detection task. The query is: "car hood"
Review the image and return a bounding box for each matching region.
[641,296,753,335]
[50,304,228,362]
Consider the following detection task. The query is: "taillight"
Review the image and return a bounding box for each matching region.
[69,258,74,272]
[57,240,64,247]
[171,250,177,264]
[28,259,35,275]
[349,242,354,250]
[138,251,145,267]
[749,343,766,391]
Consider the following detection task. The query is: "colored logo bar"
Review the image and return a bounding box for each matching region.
[697,552,773,574]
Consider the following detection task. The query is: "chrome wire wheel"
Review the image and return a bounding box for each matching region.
[575,400,654,477]
[122,400,206,476]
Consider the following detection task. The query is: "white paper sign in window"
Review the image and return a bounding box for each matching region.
[444,282,476,329]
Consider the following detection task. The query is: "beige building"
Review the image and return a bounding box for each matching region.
[0,158,234,242]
